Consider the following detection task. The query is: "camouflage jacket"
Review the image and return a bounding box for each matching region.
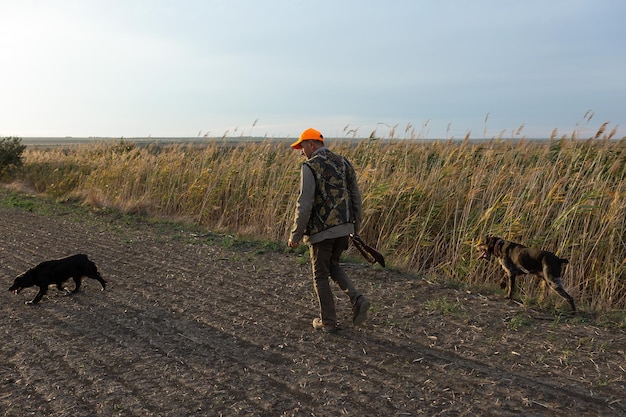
[290,147,362,244]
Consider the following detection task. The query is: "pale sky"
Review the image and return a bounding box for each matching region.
[1,0,624,140]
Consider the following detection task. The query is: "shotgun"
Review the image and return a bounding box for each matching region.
[350,234,385,267]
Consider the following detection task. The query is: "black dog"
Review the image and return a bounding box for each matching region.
[477,236,576,312]
[8,254,106,305]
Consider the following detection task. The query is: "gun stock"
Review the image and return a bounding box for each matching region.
[350,234,385,267]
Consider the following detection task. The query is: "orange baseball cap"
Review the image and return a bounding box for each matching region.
[290,128,324,149]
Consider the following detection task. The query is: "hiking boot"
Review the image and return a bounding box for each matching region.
[312,318,339,334]
[352,295,370,326]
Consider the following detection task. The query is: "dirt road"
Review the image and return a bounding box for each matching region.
[1,195,625,416]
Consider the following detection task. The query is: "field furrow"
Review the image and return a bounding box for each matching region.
[1,201,625,416]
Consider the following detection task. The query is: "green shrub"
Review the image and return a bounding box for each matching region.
[0,137,26,176]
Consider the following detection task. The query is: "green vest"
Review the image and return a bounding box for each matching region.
[303,148,354,235]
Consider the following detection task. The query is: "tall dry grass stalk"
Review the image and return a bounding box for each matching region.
[16,133,626,311]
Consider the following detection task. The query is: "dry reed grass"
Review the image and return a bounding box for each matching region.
[14,130,626,312]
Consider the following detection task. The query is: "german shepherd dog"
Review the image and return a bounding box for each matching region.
[8,254,106,305]
[477,236,576,312]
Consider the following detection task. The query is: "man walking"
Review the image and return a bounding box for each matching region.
[288,128,370,333]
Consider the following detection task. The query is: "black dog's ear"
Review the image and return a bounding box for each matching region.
[16,270,34,284]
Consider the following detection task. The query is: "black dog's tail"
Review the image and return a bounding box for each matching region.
[559,258,569,264]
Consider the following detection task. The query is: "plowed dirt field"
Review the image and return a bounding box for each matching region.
[1,192,625,416]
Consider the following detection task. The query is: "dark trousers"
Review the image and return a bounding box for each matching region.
[309,236,361,325]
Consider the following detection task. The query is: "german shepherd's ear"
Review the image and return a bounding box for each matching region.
[486,236,501,247]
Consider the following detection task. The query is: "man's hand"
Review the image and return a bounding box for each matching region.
[288,239,299,248]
